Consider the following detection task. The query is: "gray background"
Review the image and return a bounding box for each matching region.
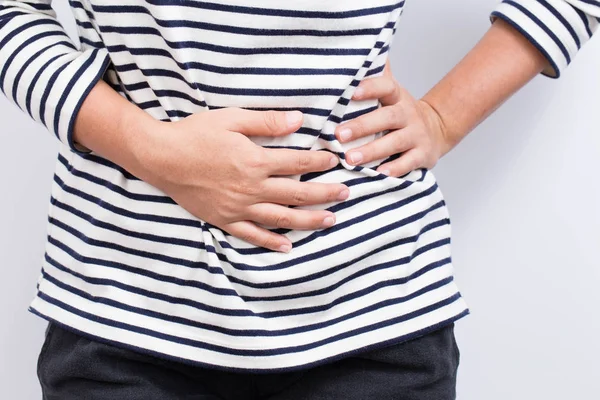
[1,0,598,398]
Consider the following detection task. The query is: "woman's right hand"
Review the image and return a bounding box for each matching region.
[135,107,350,253]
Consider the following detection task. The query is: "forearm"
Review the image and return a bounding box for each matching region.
[72,80,159,179]
[421,18,550,153]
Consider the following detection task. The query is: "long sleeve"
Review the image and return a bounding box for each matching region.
[491,0,599,78]
[0,1,111,153]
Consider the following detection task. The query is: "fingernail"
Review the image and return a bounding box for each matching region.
[337,189,350,200]
[354,87,365,99]
[329,156,339,168]
[322,216,335,228]
[338,128,352,142]
[278,244,292,253]
[285,111,303,127]
[379,169,391,176]
[348,152,363,164]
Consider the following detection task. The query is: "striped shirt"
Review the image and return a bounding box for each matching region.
[0,0,597,372]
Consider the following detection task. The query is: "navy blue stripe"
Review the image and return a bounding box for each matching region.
[115,1,404,20]
[198,182,440,259]
[33,286,460,356]
[210,105,331,117]
[242,243,452,302]
[54,49,105,146]
[91,4,395,37]
[258,171,429,237]
[41,254,453,335]
[50,191,449,287]
[50,196,205,250]
[105,40,371,57]
[48,184,446,273]
[491,11,561,78]
[28,306,468,373]
[139,102,356,122]
[0,11,27,30]
[38,61,71,131]
[22,2,52,11]
[77,153,141,180]
[344,105,379,122]
[117,60,346,97]
[69,0,96,21]
[365,64,386,77]
[55,155,438,259]
[0,17,61,50]
[12,41,73,105]
[58,153,175,204]
[573,7,594,37]
[504,0,571,64]
[115,60,358,77]
[25,53,65,116]
[155,89,207,107]
[53,173,203,228]
[120,81,150,92]
[46,216,448,295]
[58,151,424,226]
[0,18,63,95]
[538,0,581,48]
[52,185,447,284]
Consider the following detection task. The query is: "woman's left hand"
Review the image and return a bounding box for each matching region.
[335,61,453,178]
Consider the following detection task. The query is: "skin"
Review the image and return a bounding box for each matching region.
[337,18,549,176]
[73,18,549,253]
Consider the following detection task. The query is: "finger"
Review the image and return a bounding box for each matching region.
[335,106,406,143]
[219,108,304,137]
[265,148,340,175]
[224,220,292,253]
[248,203,337,231]
[345,129,413,166]
[376,149,425,178]
[261,178,350,206]
[353,75,402,106]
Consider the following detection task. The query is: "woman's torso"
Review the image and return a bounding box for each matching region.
[31,0,469,371]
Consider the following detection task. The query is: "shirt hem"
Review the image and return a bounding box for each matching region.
[28,304,470,374]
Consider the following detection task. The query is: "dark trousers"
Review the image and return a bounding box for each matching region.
[37,321,460,400]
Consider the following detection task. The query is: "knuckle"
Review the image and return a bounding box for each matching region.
[420,152,435,169]
[259,236,278,250]
[391,82,402,100]
[232,180,259,197]
[392,136,406,152]
[320,153,333,169]
[244,150,267,170]
[275,214,292,229]
[264,110,283,133]
[388,106,403,125]
[216,203,236,221]
[296,154,312,170]
[327,187,340,202]
[411,153,424,169]
[292,190,309,204]
[239,231,258,245]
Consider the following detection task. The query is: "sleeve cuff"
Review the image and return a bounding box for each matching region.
[490,0,598,79]
[52,47,112,154]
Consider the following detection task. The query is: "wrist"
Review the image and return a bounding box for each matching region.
[117,108,166,183]
[417,99,455,157]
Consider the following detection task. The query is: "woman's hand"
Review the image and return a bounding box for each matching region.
[335,61,455,177]
[135,108,350,253]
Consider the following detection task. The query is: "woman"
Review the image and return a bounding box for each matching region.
[0,0,597,399]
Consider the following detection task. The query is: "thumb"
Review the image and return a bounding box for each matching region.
[220,108,303,137]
